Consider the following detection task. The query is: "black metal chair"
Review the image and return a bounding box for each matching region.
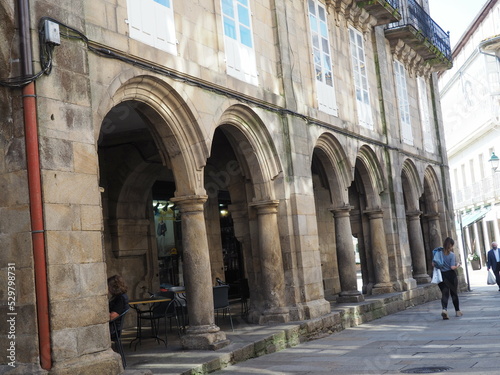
[213,285,234,331]
[168,286,188,332]
[238,278,250,317]
[138,292,180,348]
[218,278,250,317]
[110,308,129,369]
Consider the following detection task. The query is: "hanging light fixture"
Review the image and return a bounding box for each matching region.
[489,152,500,172]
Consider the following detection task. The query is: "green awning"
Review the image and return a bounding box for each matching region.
[459,207,491,227]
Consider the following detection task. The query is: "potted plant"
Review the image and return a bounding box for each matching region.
[468,253,481,270]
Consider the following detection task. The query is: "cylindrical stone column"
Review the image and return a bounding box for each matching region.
[493,214,500,243]
[427,212,442,251]
[464,225,472,254]
[482,219,490,257]
[473,221,480,253]
[406,210,430,283]
[170,195,227,349]
[249,200,289,323]
[331,207,362,301]
[366,209,392,292]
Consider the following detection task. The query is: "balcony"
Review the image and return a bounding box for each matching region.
[355,0,401,25]
[384,0,452,71]
[326,0,400,26]
[479,35,500,57]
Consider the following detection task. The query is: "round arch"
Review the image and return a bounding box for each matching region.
[313,133,353,206]
[401,158,424,211]
[355,145,386,207]
[97,74,210,197]
[423,165,442,213]
[218,104,282,201]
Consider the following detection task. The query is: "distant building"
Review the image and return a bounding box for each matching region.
[439,0,500,266]
[1,0,454,373]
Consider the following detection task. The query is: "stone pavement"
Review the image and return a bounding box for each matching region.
[123,266,499,375]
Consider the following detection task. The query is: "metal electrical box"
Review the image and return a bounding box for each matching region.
[44,20,60,45]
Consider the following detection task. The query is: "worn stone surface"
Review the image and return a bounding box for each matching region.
[46,230,102,265]
[0,0,455,373]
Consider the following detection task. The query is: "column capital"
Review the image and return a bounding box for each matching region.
[249,199,279,214]
[330,206,352,219]
[329,205,352,218]
[406,210,422,219]
[364,208,383,219]
[170,195,208,212]
[424,212,440,220]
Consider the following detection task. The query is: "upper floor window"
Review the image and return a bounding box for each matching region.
[221,0,258,85]
[349,27,373,129]
[394,60,412,145]
[469,159,475,183]
[453,168,459,193]
[417,77,433,152]
[308,0,337,116]
[479,153,485,180]
[127,0,177,55]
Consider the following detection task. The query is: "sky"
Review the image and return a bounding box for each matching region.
[428,0,490,48]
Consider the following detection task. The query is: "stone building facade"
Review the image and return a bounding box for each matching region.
[439,0,500,267]
[0,0,455,373]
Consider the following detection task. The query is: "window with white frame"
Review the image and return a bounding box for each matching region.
[461,164,466,188]
[479,153,485,180]
[453,168,459,194]
[126,0,177,55]
[417,77,433,152]
[394,60,412,144]
[308,0,337,116]
[349,27,373,129]
[469,159,475,184]
[221,0,258,85]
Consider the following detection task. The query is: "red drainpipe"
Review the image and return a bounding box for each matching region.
[18,0,52,370]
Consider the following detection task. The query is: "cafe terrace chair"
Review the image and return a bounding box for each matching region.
[168,286,188,331]
[216,278,249,317]
[139,292,180,347]
[213,285,234,331]
[110,308,129,369]
[237,278,250,317]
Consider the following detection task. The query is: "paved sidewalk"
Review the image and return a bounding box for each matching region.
[124,266,499,375]
[214,266,500,375]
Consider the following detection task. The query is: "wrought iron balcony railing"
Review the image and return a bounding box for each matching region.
[385,0,452,69]
[384,0,399,9]
[326,0,401,25]
[355,0,401,25]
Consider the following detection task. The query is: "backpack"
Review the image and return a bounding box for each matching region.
[432,247,444,269]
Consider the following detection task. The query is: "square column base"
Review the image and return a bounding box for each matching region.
[181,328,228,350]
[337,294,365,303]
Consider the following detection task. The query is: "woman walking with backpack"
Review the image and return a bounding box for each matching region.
[433,237,462,320]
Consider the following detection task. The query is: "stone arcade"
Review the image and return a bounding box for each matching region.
[0,0,458,373]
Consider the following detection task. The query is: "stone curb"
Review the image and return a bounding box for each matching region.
[151,283,441,375]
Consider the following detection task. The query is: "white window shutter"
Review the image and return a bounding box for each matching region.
[317,82,338,116]
[221,0,258,85]
[141,0,156,45]
[394,61,413,145]
[127,0,143,41]
[225,36,242,78]
[418,77,434,152]
[126,0,177,55]
[349,27,373,129]
[240,45,258,85]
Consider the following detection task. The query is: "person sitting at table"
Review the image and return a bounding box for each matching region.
[108,274,129,320]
